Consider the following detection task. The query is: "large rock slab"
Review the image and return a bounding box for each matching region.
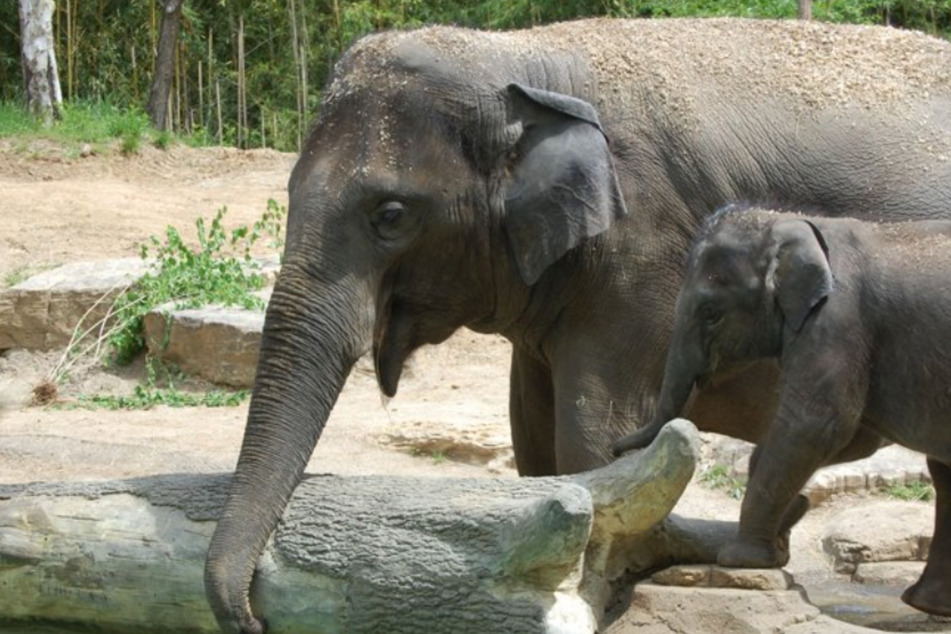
[804,445,931,505]
[143,288,270,388]
[608,581,822,634]
[0,258,149,351]
[701,437,930,505]
[650,565,794,591]
[821,501,933,575]
[0,420,700,633]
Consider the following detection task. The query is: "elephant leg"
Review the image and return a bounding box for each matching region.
[509,345,557,476]
[746,445,809,564]
[747,425,885,553]
[720,368,863,568]
[902,457,951,617]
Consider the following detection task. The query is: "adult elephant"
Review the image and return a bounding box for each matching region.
[206,18,951,633]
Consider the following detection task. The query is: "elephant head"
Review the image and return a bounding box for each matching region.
[612,207,834,456]
[204,33,626,634]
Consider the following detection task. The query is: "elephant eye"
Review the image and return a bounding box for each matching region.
[370,201,414,241]
[699,303,722,327]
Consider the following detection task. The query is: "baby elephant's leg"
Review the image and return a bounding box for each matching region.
[719,372,863,568]
[902,457,951,616]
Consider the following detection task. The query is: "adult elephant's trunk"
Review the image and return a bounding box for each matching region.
[205,261,371,634]
[612,325,701,455]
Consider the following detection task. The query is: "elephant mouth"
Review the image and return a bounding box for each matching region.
[372,295,409,398]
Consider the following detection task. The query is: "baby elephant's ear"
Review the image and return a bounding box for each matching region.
[502,84,627,285]
[768,220,834,332]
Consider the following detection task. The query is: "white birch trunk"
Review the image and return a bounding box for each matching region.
[18,0,62,126]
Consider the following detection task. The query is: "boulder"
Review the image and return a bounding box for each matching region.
[0,258,149,351]
[804,446,930,505]
[608,581,821,634]
[852,561,926,587]
[821,501,933,574]
[650,565,794,591]
[142,288,270,388]
[0,420,701,633]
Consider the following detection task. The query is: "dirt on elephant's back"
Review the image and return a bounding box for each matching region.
[344,18,951,116]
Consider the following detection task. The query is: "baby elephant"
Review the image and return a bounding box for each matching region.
[613,206,951,616]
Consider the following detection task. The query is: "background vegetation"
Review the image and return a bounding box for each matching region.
[2,0,951,152]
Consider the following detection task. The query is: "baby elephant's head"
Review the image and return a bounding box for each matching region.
[675,209,835,387]
[612,207,835,456]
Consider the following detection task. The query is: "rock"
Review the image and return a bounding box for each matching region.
[0,258,149,351]
[607,581,821,634]
[701,436,930,507]
[821,501,933,574]
[142,288,270,388]
[709,567,794,591]
[651,565,792,591]
[0,419,702,633]
[852,561,926,586]
[803,446,930,505]
[651,565,712,587]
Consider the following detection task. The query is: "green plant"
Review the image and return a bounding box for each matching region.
[409,447,449,465]
[39,201,286,393]
[699,463,747,500]
[153,129,174,150]
[3,265,33,288]
[107,205,278,364]
[63,358,248,410]
[883,480,935,502]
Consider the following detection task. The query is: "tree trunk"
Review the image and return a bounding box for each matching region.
[18,0,62,127]
[798,0,812,20]
[147,0,184,131]
[0,421,708,633]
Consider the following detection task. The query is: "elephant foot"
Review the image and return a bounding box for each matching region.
[902,575,951,617]
[717,538,788,569]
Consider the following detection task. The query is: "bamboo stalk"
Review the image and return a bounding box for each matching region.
[174,38,181,132]
[65,0,72,101]
[298,3,309,153]
[198,60,204,133]
[287,0,303,152]
[237,14,246,148]
[215,78,223,145]
[131,44,138,103]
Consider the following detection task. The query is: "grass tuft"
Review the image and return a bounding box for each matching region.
[883,481,935,502]
[699,463,748,500]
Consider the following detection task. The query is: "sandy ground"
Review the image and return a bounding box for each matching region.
[0,141,943,632]
[0,141,516,484]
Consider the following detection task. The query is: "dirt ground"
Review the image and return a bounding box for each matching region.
[0,142,941,632]
[0,140,517,485]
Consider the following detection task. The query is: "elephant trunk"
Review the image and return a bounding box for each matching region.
[205,263,370,634]
[613,325,701,455]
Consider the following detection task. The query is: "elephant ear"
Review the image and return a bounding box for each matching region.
[767,219,834,332]
[502,84,628,285]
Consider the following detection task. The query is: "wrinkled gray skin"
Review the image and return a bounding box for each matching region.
[205,19,951,633]
[613,207,951,617]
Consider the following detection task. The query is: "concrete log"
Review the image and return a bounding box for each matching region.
[0,421,703,633]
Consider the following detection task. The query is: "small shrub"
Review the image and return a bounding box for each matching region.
[63,359,248,410]
[41,200,286,388]
[699,463,747,500]
[153,129,173,150]
[3,265,32,288]
[107,205,279,365]
[883,481,935,502]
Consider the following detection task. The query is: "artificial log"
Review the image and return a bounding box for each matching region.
[0,420,714,633]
